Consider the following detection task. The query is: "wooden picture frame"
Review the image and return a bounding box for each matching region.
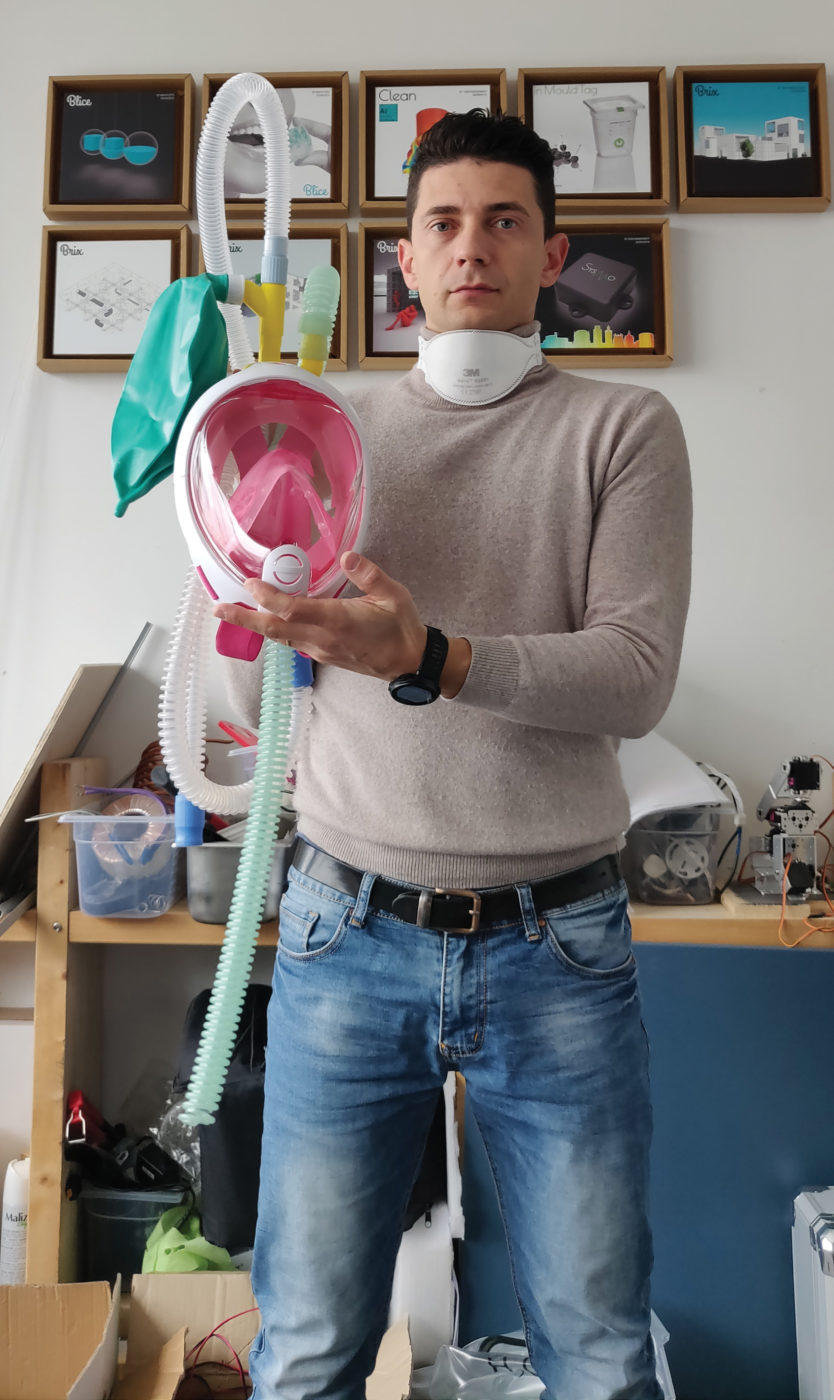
[359,69,507,215]
[358,223,424,370]
[674,64,830,211]
[518,67,670,213]
[43,75,193,219]
[541,218,672,367]
[37,224,190,373]
[202,73,349,217]
[198,222,348,370]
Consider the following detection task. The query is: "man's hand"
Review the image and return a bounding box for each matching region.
[214,551,472,696]
[214,551,427,681]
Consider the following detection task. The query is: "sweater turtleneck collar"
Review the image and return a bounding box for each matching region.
[420,320,540,342]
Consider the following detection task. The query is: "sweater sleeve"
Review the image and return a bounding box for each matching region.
[453,390,692,738]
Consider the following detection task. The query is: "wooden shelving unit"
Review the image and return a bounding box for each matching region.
[21,755,278,1284]
[10,755,834,1284]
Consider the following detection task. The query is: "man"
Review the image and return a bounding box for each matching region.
[218,111,691,1400]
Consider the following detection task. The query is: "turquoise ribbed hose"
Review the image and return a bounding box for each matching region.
[298,264,340,372]
[180,639,294,1126]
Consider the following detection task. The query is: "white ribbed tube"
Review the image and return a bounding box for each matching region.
[195,72,290,372]
[160,73,293,811]
[159,571,255,815]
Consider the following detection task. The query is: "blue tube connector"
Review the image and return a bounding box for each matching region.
[174,792,205,847]
[292,653,314,689]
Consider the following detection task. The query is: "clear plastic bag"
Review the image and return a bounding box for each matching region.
[152,1088,202,1195]
[409,1313,675,1399]
[410,1332,542,1400]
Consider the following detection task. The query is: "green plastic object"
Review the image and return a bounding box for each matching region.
[111,274,229,517]
[142,1203,233,1274]
[179,640,294,1127]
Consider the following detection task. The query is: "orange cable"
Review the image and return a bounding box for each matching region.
[778,855,816,947]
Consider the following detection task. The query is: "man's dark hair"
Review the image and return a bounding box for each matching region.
[405,109,557,239]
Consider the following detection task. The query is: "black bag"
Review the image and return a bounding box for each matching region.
[174,984,270,1254]
[175,984,448,1253]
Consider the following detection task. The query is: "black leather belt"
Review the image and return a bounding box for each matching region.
[290,840,620,935]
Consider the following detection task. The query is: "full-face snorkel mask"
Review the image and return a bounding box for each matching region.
[111,73,367,1125]
[175,361,365,659]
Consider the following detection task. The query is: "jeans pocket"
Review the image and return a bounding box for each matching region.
[541,880,635,979]
[278,891,352,961]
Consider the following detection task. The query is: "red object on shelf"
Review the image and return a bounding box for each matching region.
[65,1090,111,1148]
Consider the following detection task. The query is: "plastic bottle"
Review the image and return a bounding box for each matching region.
[0,1156,30,1284]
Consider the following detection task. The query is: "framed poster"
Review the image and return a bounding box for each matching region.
[675,64,830,211]
[540,219,672,367]
[359,69,507,215]
[518,67,670,213]
[199,223,348,370]
[43,75,193,219]
[202,73,348,216]
[37,224,190,373]
[358,224,426,369]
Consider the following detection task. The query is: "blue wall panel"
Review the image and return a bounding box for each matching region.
[458,944,834,1400]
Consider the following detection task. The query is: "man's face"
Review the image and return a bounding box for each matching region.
[398,158,568,334]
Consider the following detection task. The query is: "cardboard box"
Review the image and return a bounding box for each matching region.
[0,1278,120,1400]
[1,1272,411,1400]
[115,1273,411,1400]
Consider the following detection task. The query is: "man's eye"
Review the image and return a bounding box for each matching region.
[496,218,517,229]
[430,221,450,232]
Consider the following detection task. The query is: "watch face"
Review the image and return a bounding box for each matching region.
[390,678,437,705]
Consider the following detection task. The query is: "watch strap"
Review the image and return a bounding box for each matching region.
[419,626,449,684]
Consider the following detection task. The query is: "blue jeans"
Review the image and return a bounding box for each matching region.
[249,860,661,1400]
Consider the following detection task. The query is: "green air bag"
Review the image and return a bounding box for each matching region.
[112,274,230,516]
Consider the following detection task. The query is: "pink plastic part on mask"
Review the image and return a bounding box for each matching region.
[230,447,325,551]
[215,616,264,661]
[195,565,218,600]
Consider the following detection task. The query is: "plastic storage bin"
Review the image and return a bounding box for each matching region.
[226,744,258,781]
[81,1186,184,1285]
[622,806,722,905]
[60,812,179,918]
[186,837,294,924]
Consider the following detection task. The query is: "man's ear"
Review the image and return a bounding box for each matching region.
[541,232,570,289]
[398,237,419,290]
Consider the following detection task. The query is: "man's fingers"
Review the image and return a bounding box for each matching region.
[243,578,291,612]
[242,580,322,627]
[217,585,335,645]
[341,551,402,603]
[243,555,400,612]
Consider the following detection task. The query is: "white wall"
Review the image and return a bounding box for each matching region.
[1,1,833,1139]
[0,947,34,1168]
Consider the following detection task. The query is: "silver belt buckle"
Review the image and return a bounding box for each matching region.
[417,887,482,934]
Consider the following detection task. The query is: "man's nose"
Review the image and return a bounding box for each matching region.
[454,226,489,263]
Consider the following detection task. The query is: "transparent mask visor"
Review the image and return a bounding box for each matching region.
[185,376,365,597]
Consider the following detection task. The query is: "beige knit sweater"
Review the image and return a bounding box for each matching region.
[224,340,692,888]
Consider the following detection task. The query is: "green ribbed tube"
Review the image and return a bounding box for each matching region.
[298,263,341,372]
[179,640,294,1126]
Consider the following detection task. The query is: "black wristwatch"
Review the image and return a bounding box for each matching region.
[388,626,449,705]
